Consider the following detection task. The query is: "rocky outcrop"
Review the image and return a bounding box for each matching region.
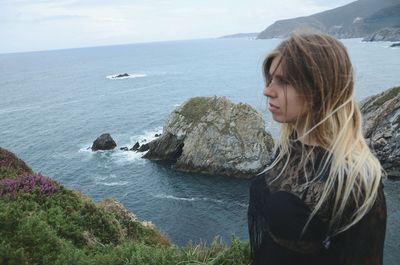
[363,27,400,42]
[116,73,129,78]
[130,142,140,151]
[0,147,33,178]
[257,0,400,39]
[98,198,156,229]
[143,96,274,178]
[143,132,183,159]
[91,133,117,151]
[360,86,400,180]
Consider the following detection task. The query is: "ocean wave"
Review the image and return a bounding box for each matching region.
[129,127,163,146]
[76,128,163,165]
[110,150,146,165]
[94,174,117,181]
[154,194,197,202]
[106,73,146,80]
[97,181,129,186]
[110,83,164,95]
[153,193,248,208]
[0,105,39,115]
[108,128,164,165]
[78,145,93,153]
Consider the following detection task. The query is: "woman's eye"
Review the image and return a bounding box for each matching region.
[273,77,287,86]
[267,75,288,87]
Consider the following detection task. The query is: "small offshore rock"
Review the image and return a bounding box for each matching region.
[130,142,140,151]
[154,133,161,137]
[116,73,129,78]
[390,43,400,48]
[120,147,129,151]
[91,133,117,151]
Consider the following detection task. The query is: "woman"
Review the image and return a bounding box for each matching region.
[248,32,386,265]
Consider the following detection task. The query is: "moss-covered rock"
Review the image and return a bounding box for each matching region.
[143,96,274,178]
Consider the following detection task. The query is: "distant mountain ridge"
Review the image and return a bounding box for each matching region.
[219,33,259,39]
[257,0,400,39]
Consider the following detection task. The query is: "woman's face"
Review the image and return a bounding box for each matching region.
[263,56,307,125]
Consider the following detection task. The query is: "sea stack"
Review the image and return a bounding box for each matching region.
[143,96,274,178]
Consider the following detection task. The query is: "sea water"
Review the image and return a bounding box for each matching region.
[1,38,399,264]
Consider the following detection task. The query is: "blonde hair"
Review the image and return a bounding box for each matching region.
[262,32,383,235]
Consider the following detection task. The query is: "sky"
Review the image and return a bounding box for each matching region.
[0,0,356,54]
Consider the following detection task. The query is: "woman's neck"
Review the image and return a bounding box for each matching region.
[294,124,319,147]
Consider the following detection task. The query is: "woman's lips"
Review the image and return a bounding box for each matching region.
[268,103,280,112]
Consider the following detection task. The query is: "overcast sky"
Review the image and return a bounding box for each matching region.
[0,0,356,54]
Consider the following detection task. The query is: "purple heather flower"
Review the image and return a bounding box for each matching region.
[0,174,59,198]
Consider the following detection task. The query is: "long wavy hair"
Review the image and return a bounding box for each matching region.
[261,32,383,235]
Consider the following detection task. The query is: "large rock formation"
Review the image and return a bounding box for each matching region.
[91,133,117,151]
[143,96,274,178]
[360,86,400,180]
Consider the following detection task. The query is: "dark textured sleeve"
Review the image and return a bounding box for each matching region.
[248,175,270,262]
[328,183,387,265]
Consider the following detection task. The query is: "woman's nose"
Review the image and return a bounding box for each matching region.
[263,83,276,98]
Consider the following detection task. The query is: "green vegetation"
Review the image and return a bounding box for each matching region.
[0,148,250,265]
[372,86,400,108]
[179,97,215,123]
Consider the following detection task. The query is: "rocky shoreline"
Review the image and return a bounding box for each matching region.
[90,86,400,180]
[360,86,400,180]
[91,96,274,179]
[362,27,400,42]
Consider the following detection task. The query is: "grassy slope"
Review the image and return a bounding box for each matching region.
[0,147,250,265]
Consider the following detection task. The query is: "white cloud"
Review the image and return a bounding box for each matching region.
[0,0,356,53]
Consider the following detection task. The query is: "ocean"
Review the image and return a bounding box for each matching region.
[1,38,399,264]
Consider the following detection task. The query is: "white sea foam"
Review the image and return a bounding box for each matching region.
[129,127,163,146]
[154,194,197,202]
[110,128,163,165]
[94,174,118,181]
[153,193,248,208]
[97,181,129,186]
[234,202,249,208]
[94,175,108,181]
[111,149,146,165]
[106,73,146,80]
[77,127,163,165]
[78,145,93,153]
